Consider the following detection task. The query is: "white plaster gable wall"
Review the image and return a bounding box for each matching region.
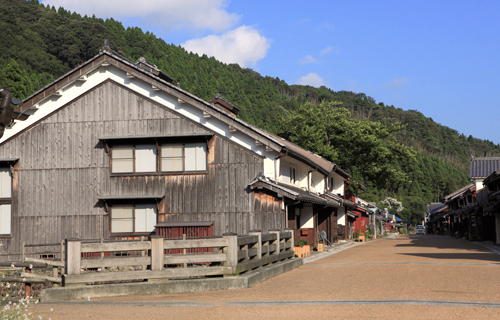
[2,65,280,177]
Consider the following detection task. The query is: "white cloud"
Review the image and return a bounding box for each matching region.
[41,0,240,32]
[181,26,270,67]
[320,47,332,55]
[384,77,409,88]
[300,55,318,65]
[296,73,326,88]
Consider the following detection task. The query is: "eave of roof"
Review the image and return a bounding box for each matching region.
[443,183,475,202]
[248,177,340,207]
[19,50,350,176]
[98,195,164,200]
[484,169,500,186]
[19,51,284,153]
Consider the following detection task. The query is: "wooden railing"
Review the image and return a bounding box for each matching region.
[62,228,295,286]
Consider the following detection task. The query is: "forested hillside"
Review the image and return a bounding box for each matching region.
[1,0,499,222]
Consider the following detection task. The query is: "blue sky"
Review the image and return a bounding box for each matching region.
[42,0,500,144]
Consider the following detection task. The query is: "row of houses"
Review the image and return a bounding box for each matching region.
[426,157,500,243]
[0,44,402,259]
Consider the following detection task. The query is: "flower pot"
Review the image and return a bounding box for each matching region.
[294,246,304,258]
[358,235,365,242]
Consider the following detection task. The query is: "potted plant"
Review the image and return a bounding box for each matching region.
[294,239,309,258]
[358,232,365,242]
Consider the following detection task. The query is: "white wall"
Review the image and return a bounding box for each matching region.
[300,205,314,228]
[337,207,346,225]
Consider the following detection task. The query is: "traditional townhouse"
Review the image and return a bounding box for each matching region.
[426,203,448,234]
[469,157,500,241]
[0,44,354,259]
[442,183,475,239]
[482,169,500,244]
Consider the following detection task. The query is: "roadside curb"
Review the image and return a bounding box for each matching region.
[303,240,372,264]
[40,258,303,302]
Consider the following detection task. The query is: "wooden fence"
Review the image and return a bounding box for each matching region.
[62,228,295,286]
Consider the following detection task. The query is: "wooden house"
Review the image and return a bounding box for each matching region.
[442,183,475,239]
[482,168,500,244]
[0,46,353,258]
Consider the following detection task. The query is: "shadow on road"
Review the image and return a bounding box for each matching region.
[393,235,500,263]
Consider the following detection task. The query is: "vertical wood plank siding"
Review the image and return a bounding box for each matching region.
[0,81,285,259]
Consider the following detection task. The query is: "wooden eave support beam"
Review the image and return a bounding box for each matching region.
[126,72,135,78]
[101,61,111,67]
[203,111,211,118]
[229,125,237,132]
[152,85,160,91]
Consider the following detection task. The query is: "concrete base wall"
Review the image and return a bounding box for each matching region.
[40,258,303,302]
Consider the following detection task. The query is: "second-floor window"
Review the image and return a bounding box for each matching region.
[111,142,207,174]
[290,167,296,185]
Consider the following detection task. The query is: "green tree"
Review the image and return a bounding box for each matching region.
[277,101,416,190]
[1,59,30,99]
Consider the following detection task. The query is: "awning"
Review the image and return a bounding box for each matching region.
[248,176,340,208]
[347,210,359,218]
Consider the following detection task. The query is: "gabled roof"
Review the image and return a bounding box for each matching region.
[443,183,475,202]
[17,48,350,178]
[470,157,500,179]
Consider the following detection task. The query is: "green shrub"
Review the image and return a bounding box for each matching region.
[294,239,309,247]
[353,228,360,239]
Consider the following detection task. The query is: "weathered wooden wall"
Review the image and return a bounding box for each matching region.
[0,80,285,259]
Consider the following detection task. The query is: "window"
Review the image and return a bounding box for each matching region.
[111,145,157,173]
[111,142,207,174]
[0,168,11,235]
[111,204,157,234]
[290,167,296,185]
[161,142,207,172]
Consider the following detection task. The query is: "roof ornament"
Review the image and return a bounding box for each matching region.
[0,89,30,138]
[101,39,111,53]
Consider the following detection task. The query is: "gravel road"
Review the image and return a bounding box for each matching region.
[35,235,500,319]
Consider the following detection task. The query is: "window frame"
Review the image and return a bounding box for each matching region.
[108,137,209,176]
[109,203,158,236]
[0,166,12,237]
[289,166,297,185]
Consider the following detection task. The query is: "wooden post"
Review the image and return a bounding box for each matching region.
[52,266,59,287]
[60,239,65,275]
[182,234,187,268]
[21,242,25,262]
[249,229,262,260]
[24,268,31,298]
[100,238,104,272]
[285,228,294,257]
[140,236,146,270]
[269,229,280,257]
[223,232,238,275]
[149,235,164,272]
[65,238,81,277]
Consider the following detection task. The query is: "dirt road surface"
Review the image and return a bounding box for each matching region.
[35,235,500,319]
